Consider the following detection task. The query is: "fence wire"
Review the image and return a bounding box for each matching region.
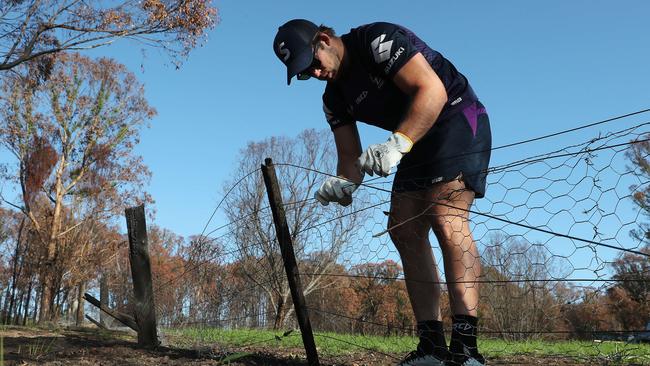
[147,110,650,364]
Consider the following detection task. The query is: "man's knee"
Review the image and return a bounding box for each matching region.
[387,216,429,252]
[430,211,467,246]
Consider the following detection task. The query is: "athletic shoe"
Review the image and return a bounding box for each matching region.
[448,357,485,366]
[397,350,446,366]
[448,351,486,366]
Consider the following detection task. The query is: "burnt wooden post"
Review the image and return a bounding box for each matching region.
[125,204,159,347]
[261,158,319,366]
[99,274,109,327]
[86,314,107,329]
[83,293,138,331]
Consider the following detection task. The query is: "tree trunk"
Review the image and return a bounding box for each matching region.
[38,270,53,323]
[75,282,85,326]
[5,219,24,324]
[39,155,66,324]
[14,288,24,325]
[100,274,109,327]
[273,296,285,330]
[23,280,33,325]
[52,284,67,323]
[2,284,10,324]
[32,286,40,323]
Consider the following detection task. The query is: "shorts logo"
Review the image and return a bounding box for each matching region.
[278,42,290,61]
[371,34,393,63]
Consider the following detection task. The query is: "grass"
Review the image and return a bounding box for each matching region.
[16,337,56,361]
[165,327,650,363]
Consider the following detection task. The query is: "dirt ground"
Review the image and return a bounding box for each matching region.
[1,326,642,365]
[1,325,394,366]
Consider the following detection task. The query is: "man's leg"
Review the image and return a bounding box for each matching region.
[427,179,480,315]
[426,178,484,364]
[389,189,443,320]
[389,190,447,361]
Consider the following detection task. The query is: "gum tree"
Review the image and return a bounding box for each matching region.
[0,53,155,322]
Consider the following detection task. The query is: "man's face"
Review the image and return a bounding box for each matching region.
[303,40,341,82]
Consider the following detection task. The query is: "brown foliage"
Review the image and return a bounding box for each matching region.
[0,52,154,322]
[606,286,648,330]
[24,135,57,204]
[627,138,650,242]
[479,234,567,340]
[0,0,218,71]
[561,290,616,339]
[612,246,650,304]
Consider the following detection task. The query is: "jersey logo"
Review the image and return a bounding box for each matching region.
[369,75,385,89]
[371,34,393,63]
[278,42,290,61]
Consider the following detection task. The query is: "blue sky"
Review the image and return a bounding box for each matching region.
[6,1,650,268]
[113,1,649,240]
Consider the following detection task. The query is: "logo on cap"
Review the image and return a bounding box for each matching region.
[278,42,291,62]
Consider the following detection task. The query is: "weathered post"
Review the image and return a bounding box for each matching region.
[261,158,319,366]
[125,204,158,347]
[83,293,138,331]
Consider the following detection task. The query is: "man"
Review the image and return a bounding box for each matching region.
[273,19,491,366]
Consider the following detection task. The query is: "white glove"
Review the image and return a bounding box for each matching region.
[314,176,359,206]
[357,132,413,177]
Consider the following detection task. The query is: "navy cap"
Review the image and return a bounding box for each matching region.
[273,19,318,85]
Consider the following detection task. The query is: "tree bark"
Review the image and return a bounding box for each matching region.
[5,218,24,324]
[38,270,53,323]
[32,286,40,323]
[100,274,109,327]
[75,282,85,326]
[14,288,24,325]
[273,296,285,330]
[23,280,33,325]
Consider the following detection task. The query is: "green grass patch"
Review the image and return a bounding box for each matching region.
[480,338,650,362]
[165,327,650,363]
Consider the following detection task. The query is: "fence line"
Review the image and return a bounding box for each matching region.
[132,109,650,363]
[298,272,650,285]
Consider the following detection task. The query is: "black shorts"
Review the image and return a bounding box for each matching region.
[392,101,492,197]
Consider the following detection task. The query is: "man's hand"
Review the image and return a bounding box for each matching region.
[357,132,413,177]
[315,176,359,206]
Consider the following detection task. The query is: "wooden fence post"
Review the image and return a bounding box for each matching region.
[125,204,159,347]
[261,158,320,366]
[83,293,138,331]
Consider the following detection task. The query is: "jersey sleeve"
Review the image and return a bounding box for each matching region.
[358,22,419,79]
[322,84,355,130]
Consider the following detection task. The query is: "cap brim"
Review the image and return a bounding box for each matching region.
[286,47,313,85]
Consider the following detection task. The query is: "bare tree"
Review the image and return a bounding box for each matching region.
[221,129,369,329]
[480,233,567,340]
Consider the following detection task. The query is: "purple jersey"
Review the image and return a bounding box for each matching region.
[323,22,477,131]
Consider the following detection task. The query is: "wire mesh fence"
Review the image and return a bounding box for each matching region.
[137,111,650,364]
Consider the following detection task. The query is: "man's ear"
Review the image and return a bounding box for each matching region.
[318,32,331,46]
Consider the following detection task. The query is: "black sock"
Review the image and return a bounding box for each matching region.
[416,320,448,359]
[450,314,483,361]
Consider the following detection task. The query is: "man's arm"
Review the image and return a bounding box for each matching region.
[393,52,448,144]
[333,123,364,184]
